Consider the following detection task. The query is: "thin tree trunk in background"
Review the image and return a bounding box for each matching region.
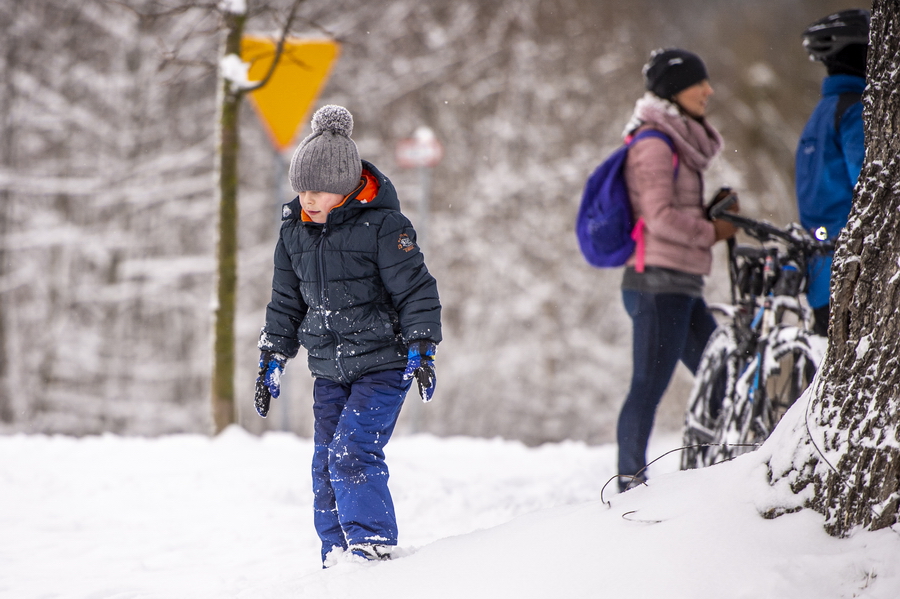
[210,0,304,433]
[211,8,247,433]
[770,0,900,536]
[0,0,19,423]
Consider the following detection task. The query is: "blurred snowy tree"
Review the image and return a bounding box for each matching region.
[0,0,220,434]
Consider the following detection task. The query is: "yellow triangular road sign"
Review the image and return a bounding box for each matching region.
[241,36,340,152]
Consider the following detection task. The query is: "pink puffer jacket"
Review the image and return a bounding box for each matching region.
[623,93,723,276]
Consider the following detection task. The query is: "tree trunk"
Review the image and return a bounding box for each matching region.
[0,0,20,424]
[770,0,900,536]
[211,8,247,433]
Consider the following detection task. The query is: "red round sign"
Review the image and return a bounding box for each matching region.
[396,136,443,169]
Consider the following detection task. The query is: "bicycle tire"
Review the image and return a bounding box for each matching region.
[680,326,740,470]
[727,326,820,458]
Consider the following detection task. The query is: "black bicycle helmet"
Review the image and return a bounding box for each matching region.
[802,9,870,61]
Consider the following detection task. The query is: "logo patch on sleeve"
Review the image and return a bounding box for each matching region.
[397,234,416,252]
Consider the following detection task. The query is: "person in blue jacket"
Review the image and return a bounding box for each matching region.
[796,9,869,337]
[254,105,442,565]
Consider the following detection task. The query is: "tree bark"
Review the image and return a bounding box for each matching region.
[211,8,247,434]
[769,0,900,536]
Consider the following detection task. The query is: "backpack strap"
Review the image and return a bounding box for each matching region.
[631,217,647,273]
[626,129,679,176]
[623,130,678,273]
[834,91,862,132]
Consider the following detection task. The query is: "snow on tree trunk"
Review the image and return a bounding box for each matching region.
[768,0,900,536]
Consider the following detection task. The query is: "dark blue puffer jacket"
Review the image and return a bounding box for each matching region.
[259,160,441,383]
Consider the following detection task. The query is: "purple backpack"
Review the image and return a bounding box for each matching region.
[576,130,677,269]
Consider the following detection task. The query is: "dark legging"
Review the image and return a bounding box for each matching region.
[617,289,717,485]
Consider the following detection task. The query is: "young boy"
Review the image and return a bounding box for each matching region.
[254,105,442,565]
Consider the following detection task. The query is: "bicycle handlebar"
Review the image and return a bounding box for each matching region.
[717,211,796,243]
[710,206,834,256]
[707,192,739,219]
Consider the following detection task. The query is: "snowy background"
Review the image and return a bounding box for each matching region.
[0,0,865,442]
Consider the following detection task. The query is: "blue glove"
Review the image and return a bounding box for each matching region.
[254,352,286,418]
[403,341,437,402]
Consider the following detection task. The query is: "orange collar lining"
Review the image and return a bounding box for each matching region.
[300,170,379,223]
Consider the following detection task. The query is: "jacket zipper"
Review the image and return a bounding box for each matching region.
[316,223,350,383]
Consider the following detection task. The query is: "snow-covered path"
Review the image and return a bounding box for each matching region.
[2,426,897,599]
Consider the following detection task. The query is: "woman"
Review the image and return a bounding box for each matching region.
[616,48,737,492]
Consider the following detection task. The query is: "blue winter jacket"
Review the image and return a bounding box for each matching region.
[795,74,865,309]
[259,160,442,384]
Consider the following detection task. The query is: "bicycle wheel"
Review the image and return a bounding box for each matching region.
[729,326,819,456]
[680,326,739,470]
[713,353,762,461]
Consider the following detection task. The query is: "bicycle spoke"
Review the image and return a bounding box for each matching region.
[680,327,740,470]
[737,329,817,452]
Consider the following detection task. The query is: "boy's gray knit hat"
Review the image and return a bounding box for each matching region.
[289,105,362,195]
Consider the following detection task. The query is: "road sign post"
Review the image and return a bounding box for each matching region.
[395,127,443,428]
[396,127,444,254]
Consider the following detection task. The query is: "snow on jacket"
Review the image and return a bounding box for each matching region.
[622,93,722,276]
[795,74,865,309]
[258,160,442,384]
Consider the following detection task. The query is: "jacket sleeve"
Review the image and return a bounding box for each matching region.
[627,137,716,249]
[376,212,442,345]
[258,233,308,359]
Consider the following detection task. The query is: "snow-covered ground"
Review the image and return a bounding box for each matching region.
[2,413,898,599]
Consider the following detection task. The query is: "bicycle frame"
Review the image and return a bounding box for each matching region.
[680,209,833,469]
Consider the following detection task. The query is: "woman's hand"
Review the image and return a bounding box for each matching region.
[713,218,738,241]
[709,187,740,241]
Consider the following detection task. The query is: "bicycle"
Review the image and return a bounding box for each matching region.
[679,197,834,470]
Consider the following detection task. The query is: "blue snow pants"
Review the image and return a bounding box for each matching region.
[617,290,717,487]
[311,368,411,562]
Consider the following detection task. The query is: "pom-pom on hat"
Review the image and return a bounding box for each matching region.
[643,48,709,100]
[289,105,362,195]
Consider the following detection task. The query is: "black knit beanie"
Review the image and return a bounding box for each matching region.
[643,49,709,100]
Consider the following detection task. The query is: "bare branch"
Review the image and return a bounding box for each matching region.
[241,0,308,94]
[292,15,342,42]
[104,0,222,20]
